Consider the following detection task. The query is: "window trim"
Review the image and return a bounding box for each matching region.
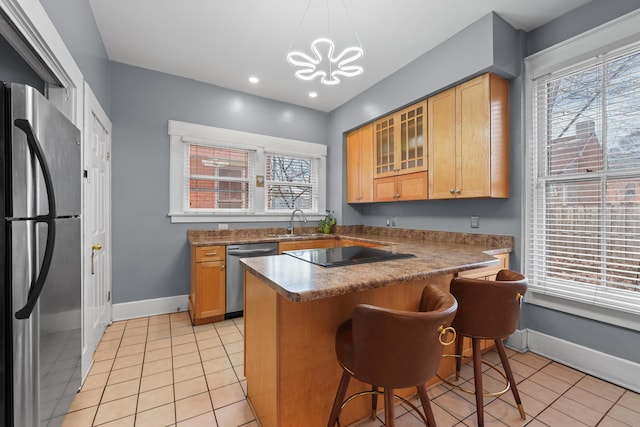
[523,9,640,330]
[168,120,327,223]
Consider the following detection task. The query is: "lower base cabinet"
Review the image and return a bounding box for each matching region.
[190,245,226,325]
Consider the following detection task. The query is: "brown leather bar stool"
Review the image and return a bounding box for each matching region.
[327,285,458,427]
[447,269,528,427]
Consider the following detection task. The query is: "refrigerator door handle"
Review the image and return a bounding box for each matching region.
[13,118,57,217]
[13,118,58,320]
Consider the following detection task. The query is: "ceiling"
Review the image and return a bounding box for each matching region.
[89,0,591,113]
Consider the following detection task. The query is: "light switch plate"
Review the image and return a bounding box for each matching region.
[470,216,479,228]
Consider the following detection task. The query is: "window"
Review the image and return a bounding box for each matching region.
[525,15,640,319]
[169,120,327,222]
[265,152,317,211]
[187,144,253,211]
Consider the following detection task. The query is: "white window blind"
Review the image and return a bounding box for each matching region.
[184,143,255,213]
[265,151,318,211]
[526,41,640,315]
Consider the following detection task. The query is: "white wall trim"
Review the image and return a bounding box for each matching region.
[168,119,328,223]
[112,295,189,322]
[505,328,528,352]
[508,329,640,393]
[0,0,84,125]
[525,8,640,79]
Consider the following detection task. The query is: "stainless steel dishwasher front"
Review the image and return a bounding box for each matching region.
[225,242,278,317]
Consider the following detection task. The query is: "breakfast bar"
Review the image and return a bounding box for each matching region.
[239,232,511,427]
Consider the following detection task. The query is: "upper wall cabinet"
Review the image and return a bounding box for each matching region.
[374,101,427,178]
[345,73,509,204]
[428,73,509,199]
[346,124,374,203]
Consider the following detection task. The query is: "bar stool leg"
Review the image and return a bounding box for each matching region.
[328,370,351,427]
[371,386,379,419]
[495,339,526,420]
[417,384,437,427]
[455,336,464,380]
[471,338,485,427]
[384,388,396,427]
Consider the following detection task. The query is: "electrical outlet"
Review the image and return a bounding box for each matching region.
[218,223,229,230]
[386,217,390,227]
[470,216,480,228]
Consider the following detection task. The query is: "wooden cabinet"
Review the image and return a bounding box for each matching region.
[374,101,427,178]
[278,239,337,254]
[457,252,509,280]
[457,253,509,280]
[373,171,428,202]
[190,245,226,325]
[346,124,374,203]
[339,239,381,248]
[428,73,509,199]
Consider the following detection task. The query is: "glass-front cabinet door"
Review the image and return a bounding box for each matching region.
[399,102,426,172]
[374,116,394,176]
[374,101,427,178]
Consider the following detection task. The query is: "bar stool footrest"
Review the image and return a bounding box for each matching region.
[337,390,429,427]
[436,354,511,397]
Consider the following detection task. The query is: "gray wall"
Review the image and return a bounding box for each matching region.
[109,61,328,303]
[0,34,44,91]
[39,0,110,110]
[330,12,525,267]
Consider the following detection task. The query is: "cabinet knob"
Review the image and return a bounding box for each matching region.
[220,265,225,270]
[455,189,461,194]
[449,189,455,194]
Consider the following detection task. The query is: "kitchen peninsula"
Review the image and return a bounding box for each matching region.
[188,226,512,427]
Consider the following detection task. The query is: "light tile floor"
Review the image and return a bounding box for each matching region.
[61,312,639,426]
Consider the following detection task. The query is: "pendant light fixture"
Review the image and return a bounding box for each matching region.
[286,0,364,86]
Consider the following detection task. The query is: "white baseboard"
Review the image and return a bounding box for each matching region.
[505,329,528,352]
[507,328,640,393]
[112,294,189,321]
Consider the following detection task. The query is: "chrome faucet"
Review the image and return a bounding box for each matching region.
[288,209,307,234]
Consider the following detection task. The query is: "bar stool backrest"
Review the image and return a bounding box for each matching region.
[450,269,528,340]
[351,285,457,390]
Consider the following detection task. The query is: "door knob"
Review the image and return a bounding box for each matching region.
[91,244,102,275]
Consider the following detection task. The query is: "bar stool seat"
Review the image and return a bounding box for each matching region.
[447,269,528,427]
[327,285,458,427]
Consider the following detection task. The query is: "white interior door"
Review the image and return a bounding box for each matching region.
[82,83,112,379]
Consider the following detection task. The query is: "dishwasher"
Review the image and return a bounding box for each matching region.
[225,242,278,318]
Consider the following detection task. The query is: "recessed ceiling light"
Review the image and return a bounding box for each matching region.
[309,91,318,98]
[249,76,259,84]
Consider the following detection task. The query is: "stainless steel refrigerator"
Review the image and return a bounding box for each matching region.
[1,83,81,427]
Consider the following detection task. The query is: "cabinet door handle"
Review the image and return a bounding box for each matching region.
[205,252,217,256]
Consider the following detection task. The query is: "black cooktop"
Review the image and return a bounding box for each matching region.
[283,245,415,267]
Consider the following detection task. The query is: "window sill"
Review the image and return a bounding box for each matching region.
[168,212,325,224]
[525,291,640,332]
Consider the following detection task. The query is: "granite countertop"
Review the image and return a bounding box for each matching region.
[187,226,513,302]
